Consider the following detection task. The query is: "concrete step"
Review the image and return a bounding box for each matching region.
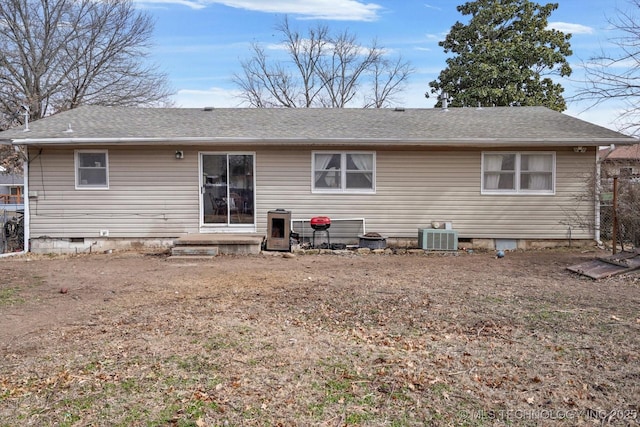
[171,233,265,255]
[171,246,219,256]
[174,233,264,246]
[166,255,217,262]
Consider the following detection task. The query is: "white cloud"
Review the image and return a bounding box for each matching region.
[134,0,383,21]
[135,0,208,10]
[548,22,594,35]
[566,103,626,133]
[424,4,442,11]
[572,56,637,70]
[266,39,386,56]
[173,87,244,108]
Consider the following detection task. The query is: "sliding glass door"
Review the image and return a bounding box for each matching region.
[201,153,254,227]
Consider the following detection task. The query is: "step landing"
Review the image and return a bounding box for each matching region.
[170,233,265,258]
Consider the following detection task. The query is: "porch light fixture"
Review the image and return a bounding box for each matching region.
[573,146,587,153]
[175,150,184,159]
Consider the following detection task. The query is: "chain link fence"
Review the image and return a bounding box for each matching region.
[0,210,5,253]
[600,176,640,250]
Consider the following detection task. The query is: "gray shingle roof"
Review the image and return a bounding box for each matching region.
[0,106,635,147]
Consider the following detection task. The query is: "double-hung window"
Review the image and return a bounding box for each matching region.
[313,152,375,193]
[75,150,109,189]
[482,152,555,194]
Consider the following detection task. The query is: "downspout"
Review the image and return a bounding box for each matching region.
[594,153,601,244]
[23,149,29,252]
[593,144,616,245]
[0,144,29,258]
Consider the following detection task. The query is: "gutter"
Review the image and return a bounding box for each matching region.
[8,136,638,148]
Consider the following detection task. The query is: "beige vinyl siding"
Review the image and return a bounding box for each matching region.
[255,148,595,240]
[28,146,201,238]
[27,145,596,241]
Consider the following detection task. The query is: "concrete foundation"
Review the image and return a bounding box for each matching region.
[386,237,594,251]
[27,235,596,255]
[29,237,175,255]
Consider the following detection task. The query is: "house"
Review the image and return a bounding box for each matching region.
[597,143,640,247]
[0,105,636,254]
[599,143,640,180]
[0,172,24,215]
[0,171,24,254]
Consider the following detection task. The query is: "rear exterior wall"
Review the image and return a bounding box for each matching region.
[25,145,596,251]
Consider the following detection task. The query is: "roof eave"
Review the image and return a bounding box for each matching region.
[8,136,638,147]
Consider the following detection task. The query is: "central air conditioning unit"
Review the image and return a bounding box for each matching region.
[418,229,458,251]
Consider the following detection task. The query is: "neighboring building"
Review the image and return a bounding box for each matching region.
[598,143,640,247]
[0,172,24,213]
[0,171,24,253]
[599,144,640,180]
[0,106,636,254]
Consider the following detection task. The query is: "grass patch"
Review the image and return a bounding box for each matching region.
[0,287,23,306]
[525,306,574,326]
[1,250,637,426]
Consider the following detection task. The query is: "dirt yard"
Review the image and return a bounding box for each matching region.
[0,248,638,426]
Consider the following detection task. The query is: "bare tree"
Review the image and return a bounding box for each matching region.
[233,16,412,108]
[574,0,640,136]
[367,56,414,108]
[0,0,173,130]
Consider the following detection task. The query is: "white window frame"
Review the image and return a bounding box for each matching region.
[75,149,109,190]
[481,151,555,195]
[312,151,376,193]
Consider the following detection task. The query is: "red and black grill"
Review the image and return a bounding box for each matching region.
[310,216,331,230]
[310,216,331,248]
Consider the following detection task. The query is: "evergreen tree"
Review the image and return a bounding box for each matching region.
[428,0,572,111]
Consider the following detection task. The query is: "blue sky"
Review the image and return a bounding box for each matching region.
[134,0,633,132]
